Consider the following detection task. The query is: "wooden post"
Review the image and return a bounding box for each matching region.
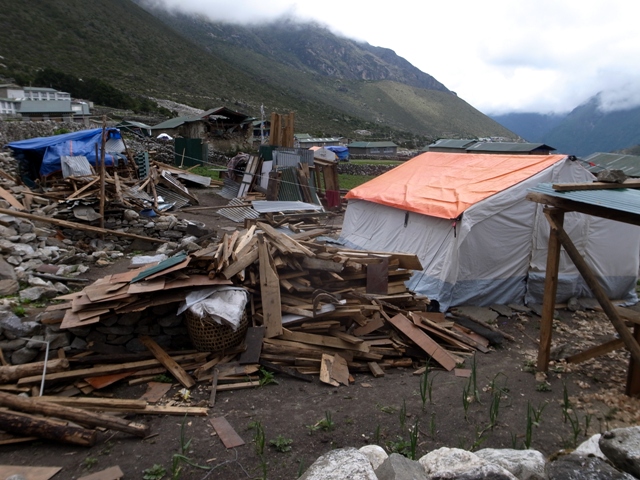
[0,410,97,447]
[626,325,640,397]
[537,208,564,372]
[545,210,640,367]
[0,391,149,438]
[0,359,69,384]
[99,116,107,231]
[258,234,283,338]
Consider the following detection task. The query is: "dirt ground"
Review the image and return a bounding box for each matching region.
[3,186,639,480]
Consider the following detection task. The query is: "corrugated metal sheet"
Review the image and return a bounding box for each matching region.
[529,182,640,216]
[277,167,304,202]
[584,153,640,177]
[274,152,302,168]
[275,148,314,166]
[252,201,324,213]
[61,156,92,178]
[155,185,190,209]
[218,197,261,223]
[467,142,555,153]
[219,177,240,199]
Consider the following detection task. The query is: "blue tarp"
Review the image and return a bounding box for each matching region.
[325,146,349,161]
[5,128,122,177]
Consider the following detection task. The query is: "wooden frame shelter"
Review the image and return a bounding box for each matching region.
[527,181,640,396]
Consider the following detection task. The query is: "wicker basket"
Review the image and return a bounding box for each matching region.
[184,310,248,352]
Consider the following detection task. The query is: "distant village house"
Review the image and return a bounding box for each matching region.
[0,84,91,123]
[347,141,398,158]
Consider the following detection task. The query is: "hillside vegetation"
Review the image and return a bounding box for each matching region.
[0,0,515,144]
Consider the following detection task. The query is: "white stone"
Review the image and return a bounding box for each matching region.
[359,444,389,470]
[299,447,377,480]
[475,448,547,479]
[419,447,517,479]
[575,434,606,460]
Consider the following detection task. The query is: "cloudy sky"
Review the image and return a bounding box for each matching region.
[154,0,639,115]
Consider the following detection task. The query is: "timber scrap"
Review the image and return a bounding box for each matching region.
[0,223,493,446]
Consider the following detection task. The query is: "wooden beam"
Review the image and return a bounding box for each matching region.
[566,338,625,364]
[544,209,640,367]
[140,336,195,389]
[258,235,283,338]
[537,209,564,372]
[0,409,96,446]
[0,208,168,244]
[553,179,640,191]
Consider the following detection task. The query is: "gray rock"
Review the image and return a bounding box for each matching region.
[45,332,71,349]
[0,338,27,351]
[135,323,163,336]
[599,427,640,477]
[70,336,88,350]
[419,448,517,480]
[96,325,134,336]
[0,312,41,336]
[106,334,134,345]
[117,312,142,326]
[163,326,188,336]
[299,447,377,480]
[450,306,499,324]
[11,347,39,365]
[19,286,57,302]
[158,314,182,328]
[0,278,19,296]
[567,297,581,312]
[375,453,428,480]
[67,326,92,337]
[27,276,52,288]
[548,453,633,479]
[475,448,547,479]
[126,337,148,353]
[20,233,37,243]
[25,335,46,350]
[161,230,184,240]
[359,445,388,471]
[597,169,627,184]
[490,305,515,317]
[0,256,17,281]
[123,209,140,221]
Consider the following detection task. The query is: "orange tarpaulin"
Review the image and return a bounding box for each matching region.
[345,152,566,219]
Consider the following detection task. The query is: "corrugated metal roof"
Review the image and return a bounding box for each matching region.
[584,152,640,177]
[219,177,241,199]
[529,182,640,216]
[428,139,477,149]
[217,197,261,223]
[18,100,72,113]
[252,201,324,213]
[467,142,555,153]
[348,141,397,148]
[61,156,92,178]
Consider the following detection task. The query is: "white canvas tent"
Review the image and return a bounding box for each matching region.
[341,152,640,311]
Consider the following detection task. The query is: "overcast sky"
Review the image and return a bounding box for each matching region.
[153,0,639,115]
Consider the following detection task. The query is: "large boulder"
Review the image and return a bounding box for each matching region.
[298,447,377,480]
[548,453,633,479]
[599,427,640,478]
[475,448,547,479]
[375,453,428,480]
[419,447,517,480]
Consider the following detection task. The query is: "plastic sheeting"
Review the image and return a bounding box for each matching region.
[345,152,566,219]
[6,128,123,177]
[340,157,640,310]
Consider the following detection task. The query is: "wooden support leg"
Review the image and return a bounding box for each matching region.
[537,208,564,372]
[545,210,640,369]
[626,325,640,397]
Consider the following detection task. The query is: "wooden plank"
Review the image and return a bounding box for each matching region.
[78,465,124,480]
[0,185,25,210]
[331,354,350,385]
[258,359,314,382]
[552,179,640,191]
[209,368,219,408]
[210,416,245,448]
[0,466,62,480]
[368,362,385,377]
[85,372,133,389]
[258,235,283,338]
[140,336,195,389]
[566,338,625,364]
[238,326,265,364]
[366,257,389,294]
[279,329,370,352]
[319,354,339,386]
[139,382,172,403]
[352,315,385,336]
[18,353,205,386]
[627,325,640,396]
[386,313,457,371]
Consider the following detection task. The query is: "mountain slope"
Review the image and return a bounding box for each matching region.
[542,95,640,156]
[490,112,567,143]
[0,0,515,141]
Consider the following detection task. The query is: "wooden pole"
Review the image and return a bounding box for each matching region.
[0,208,169,244]
[0,391,149,438]
[544,209,640,367]
[99,116,107,230]
[537,208,564,372]
[0,410,97,447]
[0,359,69,384]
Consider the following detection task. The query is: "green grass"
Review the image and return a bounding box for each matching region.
[350,159,403,166]
[338,174,376,190]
